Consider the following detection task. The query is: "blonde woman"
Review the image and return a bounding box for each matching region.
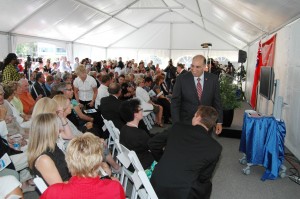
[73,64,98,109]
[27,113,71,186]
[31,97,73,141]
[40,133,125,199]
[53,94,120,173]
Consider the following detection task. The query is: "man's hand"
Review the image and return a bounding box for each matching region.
[215,123,222,135]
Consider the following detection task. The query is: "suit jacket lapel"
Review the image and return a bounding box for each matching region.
[202,72,212,104]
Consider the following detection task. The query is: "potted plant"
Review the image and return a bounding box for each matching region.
[219,74,241,127]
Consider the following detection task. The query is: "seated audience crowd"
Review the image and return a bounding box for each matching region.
[0,53,222,198]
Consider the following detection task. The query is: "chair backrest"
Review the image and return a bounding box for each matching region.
[115,140,131,168]
[102,117,119,155]
[110,121,120,140]
[116,142,140,199]
[128,151,158,199]
[33,176,48,193]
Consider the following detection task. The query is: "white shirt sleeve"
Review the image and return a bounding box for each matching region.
[0,121,8,139]
[0,176,22,198]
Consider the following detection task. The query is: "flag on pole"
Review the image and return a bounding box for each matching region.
[250,41,262,109]
[250,34,276,109]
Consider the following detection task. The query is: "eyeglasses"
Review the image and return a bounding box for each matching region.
[138,108,143,112]
[64,88,73,91]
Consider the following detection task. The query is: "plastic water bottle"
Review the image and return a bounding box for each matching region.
[13,138,21,150]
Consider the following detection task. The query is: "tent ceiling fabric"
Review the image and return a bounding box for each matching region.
[1,0,300,50]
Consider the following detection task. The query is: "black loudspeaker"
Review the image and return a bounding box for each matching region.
[238,50,247,63]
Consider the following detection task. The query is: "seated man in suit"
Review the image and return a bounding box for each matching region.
[30,72,51,100]
[150,106,222,199]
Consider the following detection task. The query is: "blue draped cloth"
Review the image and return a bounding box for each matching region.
[239,111,286,181]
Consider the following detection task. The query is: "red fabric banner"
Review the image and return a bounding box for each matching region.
[250,35,276,109]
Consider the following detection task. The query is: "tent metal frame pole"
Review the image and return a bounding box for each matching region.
[250,14,300,47]
[174,11,239,50]
[8,33,12,53]
[73,0,139,42]
[161,0,173,59]
[10,33,71,44]
[74,0,138,28]
[210,0,267,33]
[128,7,184,9]
[195,0,205,28]
[169,22,172,58]
[107,11,169,48]
[172,0,248,45]
[9,0,58,33]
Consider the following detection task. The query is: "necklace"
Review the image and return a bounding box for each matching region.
[127,122,138,128]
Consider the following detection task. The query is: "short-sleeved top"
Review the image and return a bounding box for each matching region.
[73,75,97,101]
[32,145,71,186]
[2,64,20,84]
[40,176,125,199]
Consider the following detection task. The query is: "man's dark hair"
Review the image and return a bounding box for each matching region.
[108,82,121,95]
[35,72,43,81]
[101,74,111,84]
[144,77,153,83]
[119,99,141,122]
[177,63,184,69]
[119,74,125,79]
[196,106,218,129]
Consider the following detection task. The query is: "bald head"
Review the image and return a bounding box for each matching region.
[108,83,121,95]
[191,55,206,77]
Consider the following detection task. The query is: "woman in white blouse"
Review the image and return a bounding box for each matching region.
[135,77,163,127]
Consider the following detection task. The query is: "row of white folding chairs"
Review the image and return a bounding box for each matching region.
[114,139,158,199]
[101,115,120,157]
[100,115,158,199]
[143,112,156,130]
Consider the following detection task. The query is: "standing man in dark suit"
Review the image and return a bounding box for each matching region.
[164,59,177,93]
[150,106,222,199]
[30,72,51,100]
[176,63,187,76]
[171,55,223,134]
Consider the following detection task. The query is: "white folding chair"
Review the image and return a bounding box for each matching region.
[115,142,139,199]
[102,117,118,156]
[128,151,158,199]
[33,176,48,194]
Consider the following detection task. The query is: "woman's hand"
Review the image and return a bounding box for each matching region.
[88,100,95,107]
[56,107,65,119]
[5,115,13,124]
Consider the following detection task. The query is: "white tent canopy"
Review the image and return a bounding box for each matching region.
[1,0,300,54]
[1,0,300,160]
